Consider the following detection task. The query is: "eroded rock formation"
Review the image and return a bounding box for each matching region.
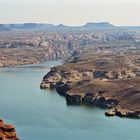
[0,118,19,140]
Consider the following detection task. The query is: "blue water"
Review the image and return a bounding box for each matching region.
[0,60,139,140]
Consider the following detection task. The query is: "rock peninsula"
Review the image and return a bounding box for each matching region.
[40,52,140,118]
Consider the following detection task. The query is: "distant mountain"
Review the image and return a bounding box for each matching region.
[0,24,9,31]
[83,22,115,29]
[22,23,38,29]
[1,22,140,31]
[5,23,54,29]
[56,24,66,28]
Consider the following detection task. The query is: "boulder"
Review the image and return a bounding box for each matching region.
[105,109,116,116]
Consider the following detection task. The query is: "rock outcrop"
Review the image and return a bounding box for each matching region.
[0,118,19,140]
[41,53,140,118]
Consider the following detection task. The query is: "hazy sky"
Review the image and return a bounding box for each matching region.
[0,0,140,26]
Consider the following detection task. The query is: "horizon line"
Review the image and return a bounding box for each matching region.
[1,22,140,27]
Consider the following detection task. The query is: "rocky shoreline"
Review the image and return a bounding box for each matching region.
[40,53,140,118]
[0,118,19,140]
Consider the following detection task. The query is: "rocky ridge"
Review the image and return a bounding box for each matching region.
[40,52,140,118]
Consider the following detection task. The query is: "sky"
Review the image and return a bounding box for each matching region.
[0,0,140,26]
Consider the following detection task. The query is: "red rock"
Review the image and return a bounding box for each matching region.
[0,118,19,140]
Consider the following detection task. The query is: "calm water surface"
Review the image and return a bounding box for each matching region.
[0,60,139,140]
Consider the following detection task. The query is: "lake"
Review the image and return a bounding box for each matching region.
[0,60,139,140]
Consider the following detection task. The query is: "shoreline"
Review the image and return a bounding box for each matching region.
[0,59,62,68]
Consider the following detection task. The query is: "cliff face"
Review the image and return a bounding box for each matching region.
[0,118,19,140]
[40,53,140,118]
